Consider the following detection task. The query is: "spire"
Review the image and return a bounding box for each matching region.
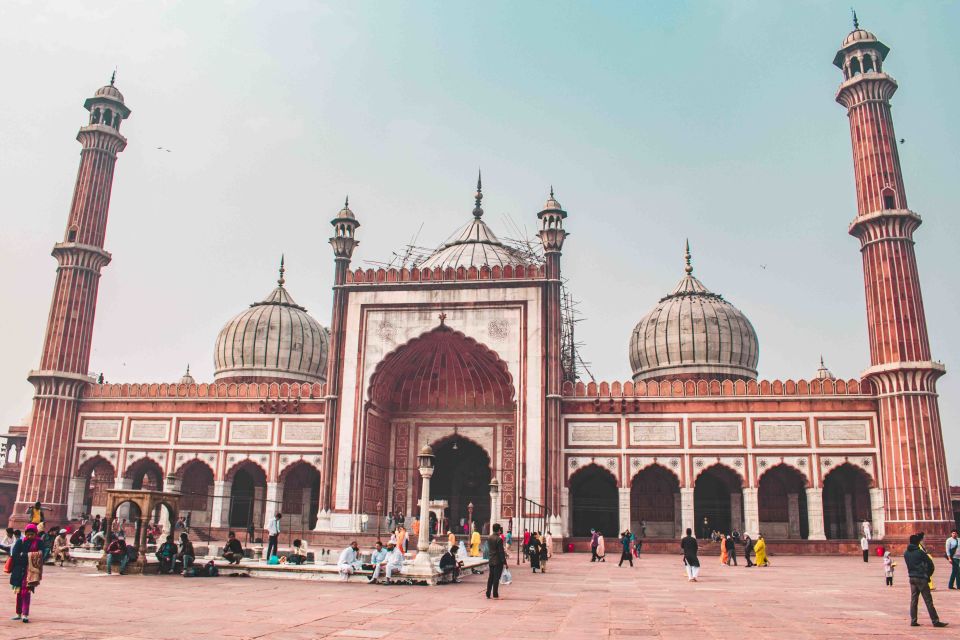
[550,185,554,198]
[473,169,484,218]
[278,254,286,287]
[345,195,349,208]
[186,364,191,376]
[851,7,859,29]
[684,239,693,275]
[110,69,116,86]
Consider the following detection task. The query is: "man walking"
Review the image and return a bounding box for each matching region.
[860,534,870,562]
[590,528,599,562]
[905,533,947,627]
[486,523,507,599]
[681,528,700,582]
[946,530,959,590]
[265,512,281,560]
[743,534,754,568]
[726,533,738,566]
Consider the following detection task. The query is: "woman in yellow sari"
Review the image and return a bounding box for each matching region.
[754,534,769,566]
[719,535,728,565]
[469,529,481,557]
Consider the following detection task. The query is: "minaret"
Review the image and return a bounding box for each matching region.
[537,187,567,526]
[834,19,951,536]
[318,198,360,521]
[16,77,131,522]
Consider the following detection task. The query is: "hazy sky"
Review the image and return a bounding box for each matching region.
[1,1,958,477]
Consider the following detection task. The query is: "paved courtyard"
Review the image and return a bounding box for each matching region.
[0,553,956,639]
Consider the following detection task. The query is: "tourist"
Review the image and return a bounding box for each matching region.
[640,520,647,538]
[386,511,394,532]
[522,528,531,561]
[69,526,86,548]
[726,533,738,566]
[287,539,308,565]
[918,532,936,591]
[41,529,57,562]
[731,528,741,544]
[52,530,71,566]
[177,532,195,576]
[596,531,606,562]
[905,533,947,627]
[105,533,129,575]
[861,534,870,562]
[25,502,44,528]
[383,539,405,582]
[9,523,44,623]
[411,517,420,541]
[720,533,728,565]
[618,530,633,567]
[361,513,369,532]
[537,532,549,573]
[544,530,554,560]
[222,531,244,565]
[156,534,177,573]
[884,550,895,586]
[265,512,281,561]
[634,535,643,558]
[448,530,457,548]
[439,544,462,583]
[743,534,754,568]
[701,517,710,539]
[862,519,872,541]
[469,527,481,557]
[91,515,101,540]
[529,532,542,573]
[396,525,407,553]
[681,527,700,582]
[486,523,507,599]
[337,541,360,580]
[946,530,959,590]
[590,528,599,562]
[366,541,389,583]
[754,534,769,567]
[0,528,15,554]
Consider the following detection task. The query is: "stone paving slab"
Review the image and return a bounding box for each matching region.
[0,554,957,638]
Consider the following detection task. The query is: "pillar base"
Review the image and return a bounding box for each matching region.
[883,520,953,540]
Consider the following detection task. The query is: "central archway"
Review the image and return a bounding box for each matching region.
[570,464,618,537]
[631,465,680,537]
[363,323,516,527]
[694,464,743,537]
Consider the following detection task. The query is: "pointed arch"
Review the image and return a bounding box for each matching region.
[569,462,619,537]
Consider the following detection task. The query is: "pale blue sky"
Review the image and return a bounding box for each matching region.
[1,1,958,476]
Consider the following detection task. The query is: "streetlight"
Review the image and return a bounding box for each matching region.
[376,500,383,542]
[413,445,435,570]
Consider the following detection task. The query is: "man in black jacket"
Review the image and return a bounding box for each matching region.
[904,533,947,628]
[486,523,507,599]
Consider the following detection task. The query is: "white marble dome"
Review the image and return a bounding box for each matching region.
[629,247,759,382]
[214,265,328,383]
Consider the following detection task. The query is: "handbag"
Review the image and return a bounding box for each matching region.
[3,556,12,574]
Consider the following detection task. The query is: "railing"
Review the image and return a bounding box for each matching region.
[514,496,549,566]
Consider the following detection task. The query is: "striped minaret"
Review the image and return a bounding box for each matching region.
[16,77,130,523]
[835,20,951,537]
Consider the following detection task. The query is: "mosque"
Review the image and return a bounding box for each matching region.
[10,22,953,544]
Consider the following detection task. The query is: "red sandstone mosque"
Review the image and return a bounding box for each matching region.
[8,22,954,543]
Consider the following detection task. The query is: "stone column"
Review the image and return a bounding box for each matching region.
[561,487,571,537]
[787,493,801,539]
[263,482,284,530]
[210,481,231,528]
[253,485,267,533]
[618,487,631,534]
[730,493,743,532]
[113,477,133,521]
[869,487,886,540]
[844,493,854,538]
[805,488,826,540]
[163,475,181,493]
[489,489,501,533]
[67,477,86,519]
[674,493,682,538]
[742,488,759,536]
[680,488,694,536]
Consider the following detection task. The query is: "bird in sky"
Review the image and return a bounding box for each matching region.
[156,146,172,152]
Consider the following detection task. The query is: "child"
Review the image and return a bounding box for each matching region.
[883,550,895,586]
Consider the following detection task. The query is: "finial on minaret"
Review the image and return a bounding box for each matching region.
[438,312,447,325]
[472,169,484,218]
[684,239,693,275]
[344,195,349,208]
[110,69,116,86]
[278,254,286,287]
[186,364,191,376]
[820,354,825,368]
[851,7,859,29]
[550,185,554,198]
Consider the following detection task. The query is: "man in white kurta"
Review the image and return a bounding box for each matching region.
[337,541,360,580]
[382,542,404,581]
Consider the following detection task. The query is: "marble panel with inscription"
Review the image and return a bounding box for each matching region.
[567,422,617,446]
[755,421,805,444]
[229,421,272,444]
[281,421,324,444]
[129,420,170,442]
[819,420,870,444]
[629,422,680,445]
[81,420,121,441]
[179,421,220,443]
[691,421,741,444]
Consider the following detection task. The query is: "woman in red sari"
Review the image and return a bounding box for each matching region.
[10,523,44,623]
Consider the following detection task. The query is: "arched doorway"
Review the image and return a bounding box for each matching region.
[178,460,214,527]
[430,438,491,533]
[630,465,680,537]
[126,458,164,491]
[569,465,618,537]
[694,465,743,537]
[281,462,321,531]
[758,465,809,539]
[364,323,515,526]
[228,462,267,530]
[80,457,115,517]
[823,463,871,539]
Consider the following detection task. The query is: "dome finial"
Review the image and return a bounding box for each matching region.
[851,7,859,29]
[278,254,286,287]
[344,195,349,208]
[110,68,116,86]
[186,363,190,375]
[684,239,693,275]
[550,185,554,198]
[473,169,484,218]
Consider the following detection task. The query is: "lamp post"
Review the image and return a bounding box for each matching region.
[413,445,435,570]
[489,478,499,534]
[467,501,474,534]
[376,500,383,542]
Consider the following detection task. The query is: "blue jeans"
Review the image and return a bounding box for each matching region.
[181,555,194,573]
[106,554,128,574]
[949,557,959,589]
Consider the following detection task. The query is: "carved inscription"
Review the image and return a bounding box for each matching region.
[755,421,805,444]
[281,422,324,444]
[630,422,679,444]
[229,421,271,444]
[82,420,121,441]
[820,421,870,444]
[568,422,617,445]
[129,420,169,441]
[692,422,741,444]
[179,421,220,443]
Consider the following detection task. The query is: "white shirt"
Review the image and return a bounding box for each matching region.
[386,547,404,567]
[337,546,358,566]
[267,518,281,536]
[860,537,869,550]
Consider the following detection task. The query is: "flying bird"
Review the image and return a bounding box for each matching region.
[156,146,173,152]
[760,264,767,270]
[899,138,905,144]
